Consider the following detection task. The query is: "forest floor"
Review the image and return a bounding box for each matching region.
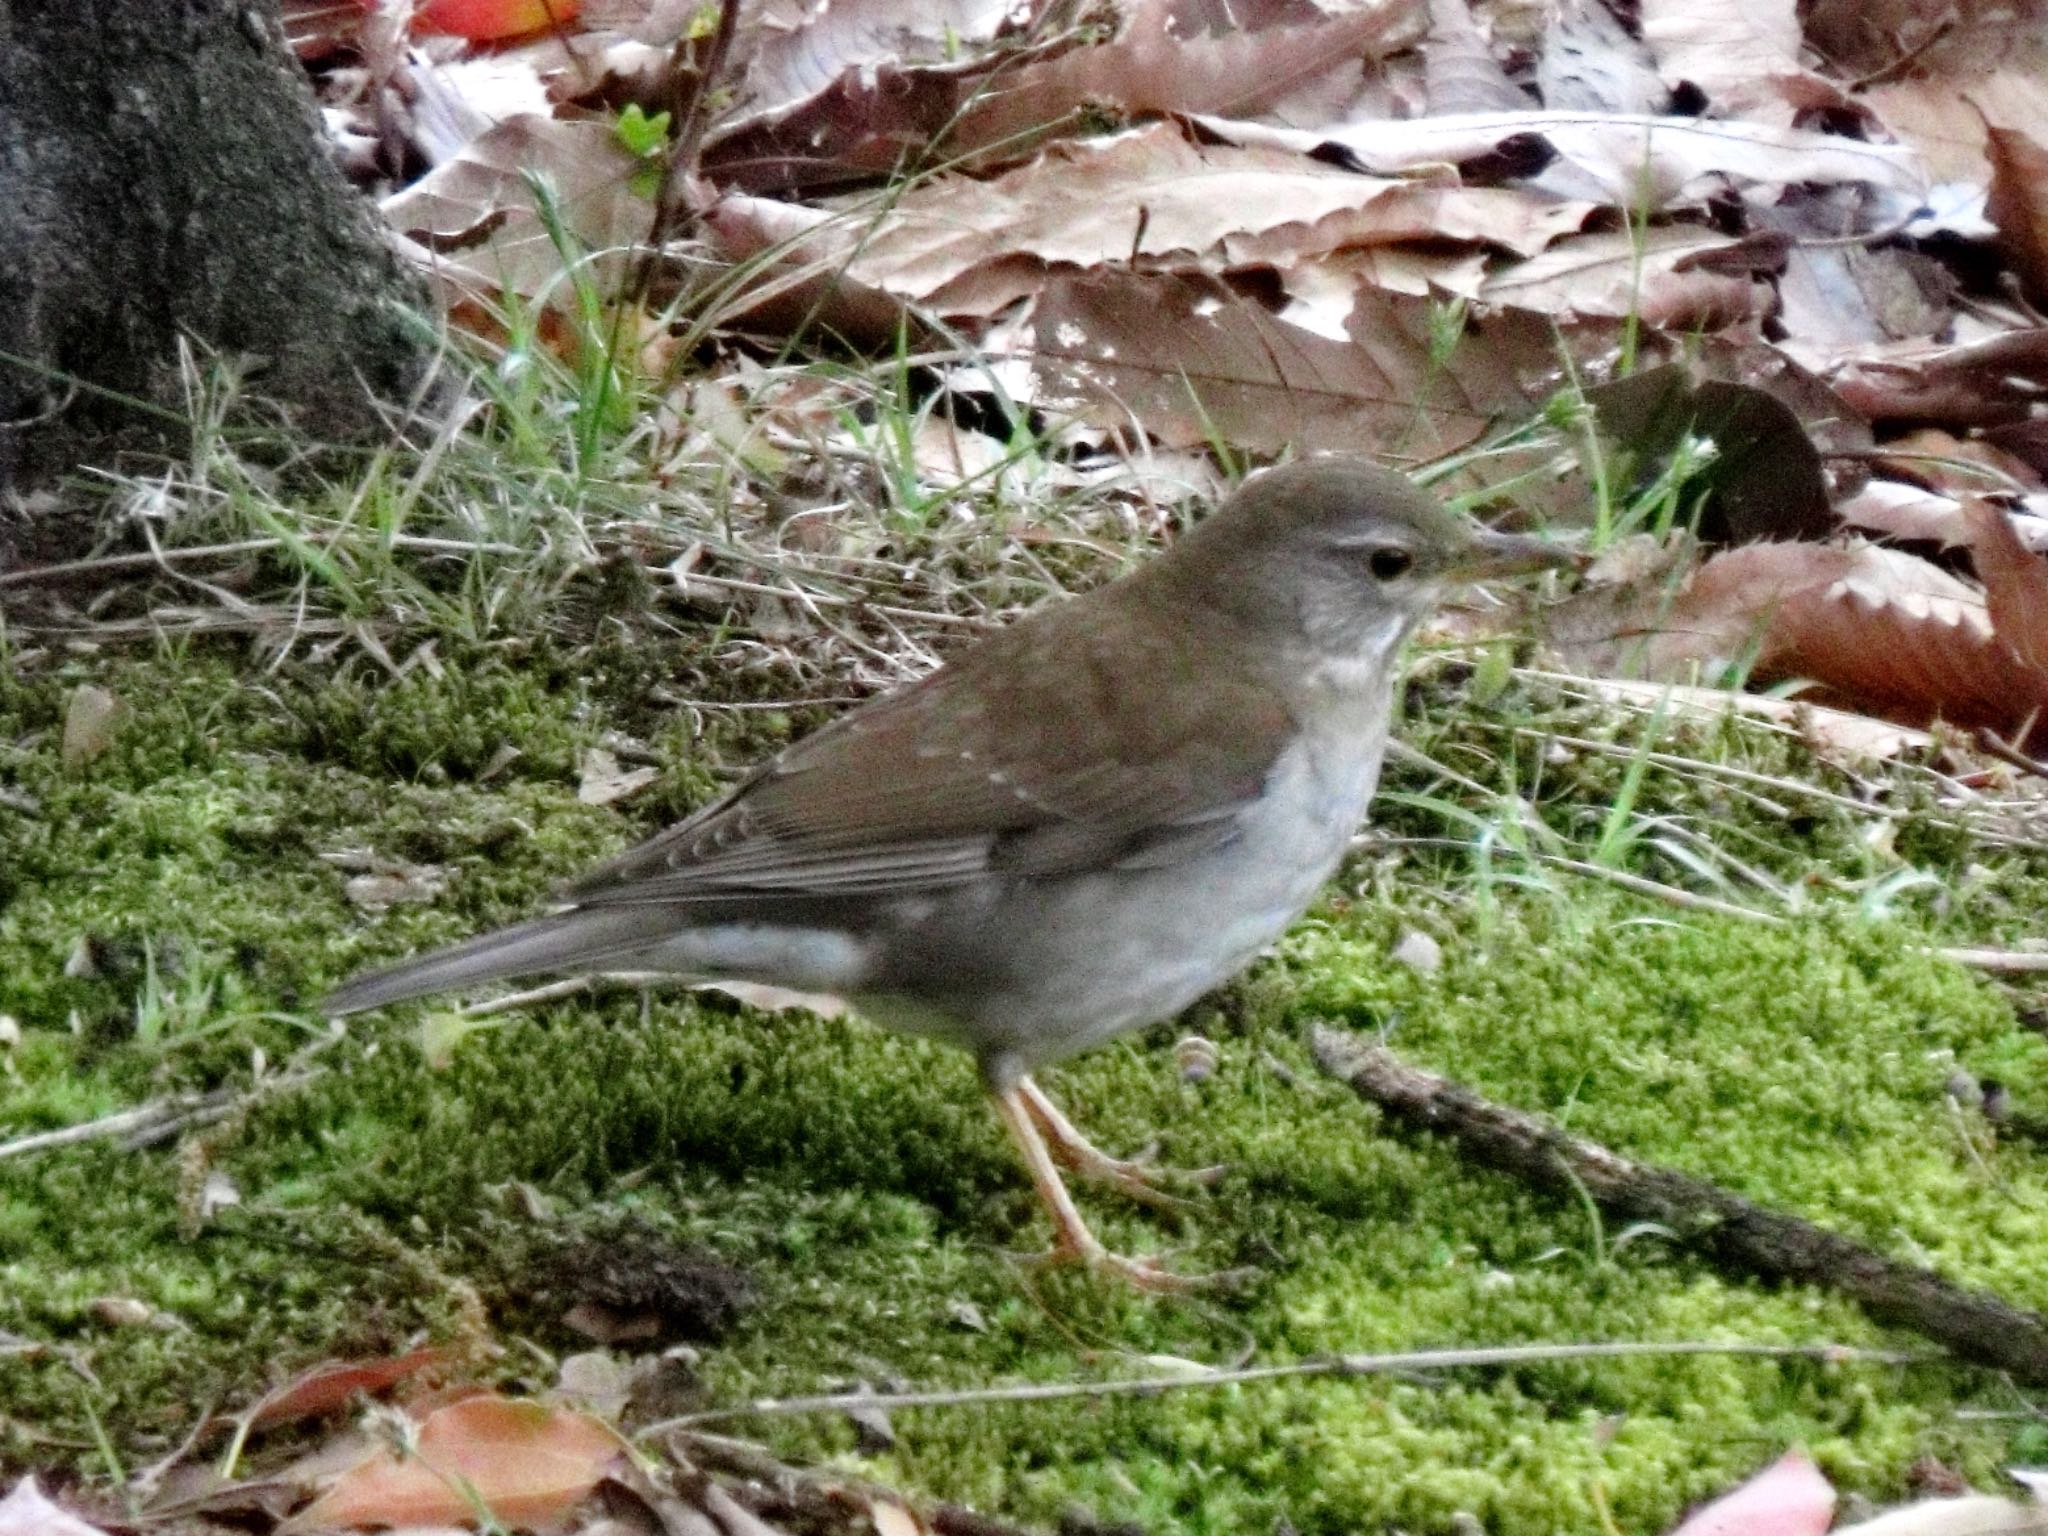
[9,536,2048,1531]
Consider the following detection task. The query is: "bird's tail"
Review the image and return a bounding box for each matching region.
[318,906,680,1016]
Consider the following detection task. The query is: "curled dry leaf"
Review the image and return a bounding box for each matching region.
[286,1394,622,1533]
[1835,481,1967,548]
[1860,32,2048,184]
[578,746,660,806]
[1422,0,1527,114]
[1537,0,1668,114]
[1550,674,1936,762]
[1635,0,1836,123]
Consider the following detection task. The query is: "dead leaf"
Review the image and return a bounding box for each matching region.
[1557,537,2048,748]
[1192,110,1925,208]
[1636,0,1827,123]
[578,746,659,806]
[381,115,645,309]
[947,0,1426,164]
[1984,120,2048,308]
[1802,327,2048,429]
[1964,496,2048,676]
[60,684,127,770]
[1537,0,1668,115]
[286,1395,622,1533]
[1836,481,1967,548]
[0,1478,112,1536]
[1000,269,1557,459]
[331,851,449,913]
[1544,673,1936,761]
[247,1348,455,1429]
[788,121,1587,319]
[1861,32,2048,184]
[1480,226,1770,328]
[1665,1448,1834,1535]
[729,0,1030,129]
[1423,0,1526,114]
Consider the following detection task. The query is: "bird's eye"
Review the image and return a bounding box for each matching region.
[1367,547,1414,581]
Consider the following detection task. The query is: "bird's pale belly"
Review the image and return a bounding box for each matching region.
[857,736,1381,1071]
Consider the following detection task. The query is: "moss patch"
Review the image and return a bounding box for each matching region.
[4,642,2048,1532]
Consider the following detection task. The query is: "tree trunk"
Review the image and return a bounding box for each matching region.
[0,0,434,554]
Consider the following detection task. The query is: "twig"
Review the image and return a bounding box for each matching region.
[634,0,743,298]
[1309,1027,2048,1385]
[1975,727,2048,784]
[1935,947,2048,974]
[0,1035,337,1160]
[0,533,527,589]
[643,1339,1919,1433]
[1540,854,1790,925]
[0,1089,240,1159]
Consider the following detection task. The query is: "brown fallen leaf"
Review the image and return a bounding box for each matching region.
[1984,118,2048,309]
[245,1347,455,1430]
[1553,536,2048,749]
[380,115,645,310]
[1964,495,2048,676]
[946,0,1425,165]
[1191,110,1924,209]
[286,1394,623,1532]
[731,122,1588,321]
[1480,226,1771,329]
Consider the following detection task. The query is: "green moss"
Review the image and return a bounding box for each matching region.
[4,642,2048,1531]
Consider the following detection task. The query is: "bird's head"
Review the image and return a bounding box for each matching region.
[1159,458,1570,660]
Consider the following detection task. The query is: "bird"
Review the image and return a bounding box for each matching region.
[320,458,1568,1289]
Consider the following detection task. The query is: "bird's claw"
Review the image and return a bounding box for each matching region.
[1016,1238,1258,1294]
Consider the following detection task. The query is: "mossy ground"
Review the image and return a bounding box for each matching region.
[6,628,2048,1534]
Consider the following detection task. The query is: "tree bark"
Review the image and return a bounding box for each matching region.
[0,0,433,552]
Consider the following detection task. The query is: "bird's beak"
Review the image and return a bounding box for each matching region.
[1450,528,1578,580]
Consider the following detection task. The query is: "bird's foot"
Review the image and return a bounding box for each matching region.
[1019,1232,1257,1294]
[1015,1077,1225,1213]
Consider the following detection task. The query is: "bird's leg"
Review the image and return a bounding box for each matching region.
[1014,1075,1225,1211]
[989,1085,1206,1293]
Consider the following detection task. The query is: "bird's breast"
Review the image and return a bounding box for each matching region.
[858,727,1389,1068]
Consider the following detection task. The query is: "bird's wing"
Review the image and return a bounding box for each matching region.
[562,593,1297,907]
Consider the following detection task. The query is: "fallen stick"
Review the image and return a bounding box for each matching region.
[1309,1024,2048,1386]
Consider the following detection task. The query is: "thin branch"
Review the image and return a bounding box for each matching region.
[634,0,743,298]
[642,1339,1921,1433]
[1310,1028,2048,1385]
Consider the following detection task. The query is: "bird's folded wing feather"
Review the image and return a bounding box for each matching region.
[563,596,1295,906]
